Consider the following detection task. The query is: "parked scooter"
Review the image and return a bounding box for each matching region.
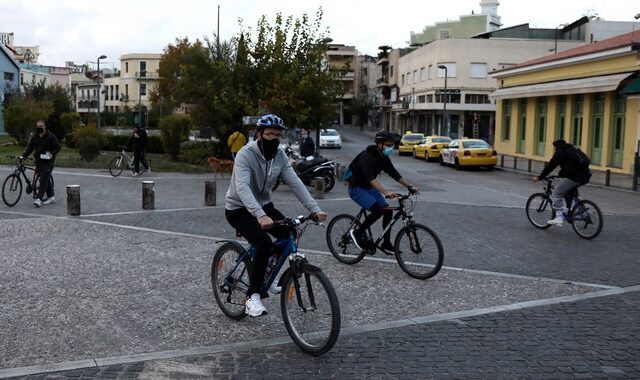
[272,146,336,192]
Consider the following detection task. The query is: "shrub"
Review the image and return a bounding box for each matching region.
[160,115,191,161]
[78,137,101,162]
[61,112,82,144]
[147,135,165,154]
[180,140,221,165]
[69,124,106,150]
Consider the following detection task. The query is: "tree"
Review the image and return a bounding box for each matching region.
[44,84,73,140]
[159,114,191,161]
[3,96,53,145]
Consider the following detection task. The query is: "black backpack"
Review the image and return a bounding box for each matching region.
[571,146,590,168]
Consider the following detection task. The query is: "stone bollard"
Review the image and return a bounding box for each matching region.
[66,185,81,216]
[142,181,155,210]
[335,164,345,181]
[313,176,325,199]
[205,180,216,206]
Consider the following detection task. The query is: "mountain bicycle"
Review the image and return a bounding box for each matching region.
[526,175,603,239]
[2,155,54,207]
[211,214,341,356]
[109,146,135,177]
[325,192,444,280]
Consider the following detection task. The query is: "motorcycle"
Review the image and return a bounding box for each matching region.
[272,146,336,193]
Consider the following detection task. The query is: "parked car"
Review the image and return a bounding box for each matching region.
[319,128,342,148]
[398,132,425,155]
[439,138,497,170]
[413,136,452,161]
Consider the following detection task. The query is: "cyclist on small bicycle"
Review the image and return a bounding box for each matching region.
[20,120,60,207]
[346,131,419,252]
[533,139,591,226]
[225,114,327,317]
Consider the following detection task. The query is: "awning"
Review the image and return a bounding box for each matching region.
[619,76,640,95]
[489,72,634,100]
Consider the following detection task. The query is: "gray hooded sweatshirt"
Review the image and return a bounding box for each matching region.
[225,140,321,219]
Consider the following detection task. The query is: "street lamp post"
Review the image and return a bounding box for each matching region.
[438,65,448,137]
[315,37,333,152]
[96,55,107,128]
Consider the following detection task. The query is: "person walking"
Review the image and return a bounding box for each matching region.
[299,129,315,158]
[130,125,150,176]
[20,120,60,207]
[227,127,247,160]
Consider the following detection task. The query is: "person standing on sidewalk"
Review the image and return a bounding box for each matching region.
[130,125,150,176]
[227,126,247,160]
[20,120,60,207]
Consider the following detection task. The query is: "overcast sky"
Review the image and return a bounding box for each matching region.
[1,0,638,68]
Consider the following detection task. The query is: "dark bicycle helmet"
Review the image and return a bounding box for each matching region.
[375,131,395,144]
[256,114,285,131]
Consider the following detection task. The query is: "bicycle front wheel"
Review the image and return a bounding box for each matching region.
[526,193,554,229]
[2,174,23,207]
[571,200,603,240]
[109,156,125,177]
[211,242,251,320]
[394,223,444,280]
[281,267,341,356]
[325,214,366,264]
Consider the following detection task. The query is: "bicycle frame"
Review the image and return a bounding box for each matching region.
[354,195,415,249]
[13,160,39,194]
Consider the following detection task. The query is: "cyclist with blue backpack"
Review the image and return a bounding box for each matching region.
[533,139,591,226]
[345,131,419,252]
[225,114,328,317]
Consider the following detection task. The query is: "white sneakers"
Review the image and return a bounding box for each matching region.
[547,214,564,226]
[269,282,282,294]
[42,196,55,205]
[245,293,268,317]
[33,198,42,207]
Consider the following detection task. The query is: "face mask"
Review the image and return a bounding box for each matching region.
[383,146,394,156]
[260,138,280,160]
[36,127,44,133]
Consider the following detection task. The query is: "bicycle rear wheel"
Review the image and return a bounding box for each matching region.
[211,242,251,320]
[2,174,23,207]
[281,267,341,356]
[325,214,366,264]
[109,156,125,177]
[571,200,603,240]
[526,193,554,229]
[394,223,444,280]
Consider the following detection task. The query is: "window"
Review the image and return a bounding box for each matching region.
[413,70,417,84]
[437,63,456,78]
[125,62,129,73]
[572,95,583,146]
[110,85,113,101]
[420,67,425,82]
[390,65,394,78]
[139,61,147,77]
[535,98,547,156]
[125,84,129,97]
[426,94,433,103]
[428,65,432,80]
[556,96,566,140]
[470,63,487,78]
[140,83,146,96]
[401,74,405,86]
[418,95,425,103]
[3,72,14,81]
[465,94,490,104]
[502,99,511,141]
[439,30,450,39]
[115,85,119,100]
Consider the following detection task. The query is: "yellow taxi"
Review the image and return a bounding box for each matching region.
[398,132,425,156]
[439,138,497,170]
[413,136,452,161]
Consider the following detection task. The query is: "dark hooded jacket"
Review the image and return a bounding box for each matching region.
[348,145,402,189]
[538,141,591,184]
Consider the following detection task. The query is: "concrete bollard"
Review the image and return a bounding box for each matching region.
[66,185,81,216]
[205,180,217,206]
[142,181,155,210]
[313,176,325,199]
[605,169,611,187]
[336,164,345,181]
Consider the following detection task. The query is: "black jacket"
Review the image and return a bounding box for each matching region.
[129,128,148,151]
[348,145,402,189]
[300,137,315,158]
[538,142,591,184]
[22,130,61,164]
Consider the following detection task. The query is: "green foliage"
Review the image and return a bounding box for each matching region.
[69,125,106,150]
[147,135,165,154]
[160,114,191,161]
[43,85,73,140]
[77,137,101,162]
[116,116,128,127]
[61,112,82,143]
[3,96,54,145]
[179,140,221,165]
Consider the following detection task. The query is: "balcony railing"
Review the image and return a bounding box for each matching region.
[135,71,159,79]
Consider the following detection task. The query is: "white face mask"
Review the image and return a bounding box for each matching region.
[383,146,394,156]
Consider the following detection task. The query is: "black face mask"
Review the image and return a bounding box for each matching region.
[260,138,280,160]
[36,128,44,134]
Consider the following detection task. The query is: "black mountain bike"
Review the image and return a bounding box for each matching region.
[526,175,603,239]
[211,214,341,356]
[325,192,444,280]
[2,155,54,207]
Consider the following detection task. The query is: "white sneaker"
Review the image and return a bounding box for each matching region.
[42,196,55,205]
[269,282,281,294]
[547,214,564,226]
[33,198,42,207]
[132,172,140,177]
[245,293,267,317]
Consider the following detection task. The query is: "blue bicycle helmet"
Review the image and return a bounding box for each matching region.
[256,114,285,131]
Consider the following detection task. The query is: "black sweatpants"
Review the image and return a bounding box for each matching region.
[133,148,149,173]
[35,160,54,201]
[225,203,289,296]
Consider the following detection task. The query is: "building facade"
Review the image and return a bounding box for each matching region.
[326,44,359,126]
[491,30,640,175]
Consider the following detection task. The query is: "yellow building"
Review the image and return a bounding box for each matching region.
[491,30,640,176]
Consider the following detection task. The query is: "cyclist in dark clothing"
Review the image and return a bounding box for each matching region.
[347,131,419,252]
[20,120,60,207]
[129,126,150,176]
[533,139,591,226]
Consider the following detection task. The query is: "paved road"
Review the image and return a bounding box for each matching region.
[0,127,639,379]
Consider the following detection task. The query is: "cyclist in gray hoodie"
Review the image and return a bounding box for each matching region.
[225,114,328,317]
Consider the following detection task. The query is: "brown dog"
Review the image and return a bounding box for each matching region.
[208,156,235,177]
